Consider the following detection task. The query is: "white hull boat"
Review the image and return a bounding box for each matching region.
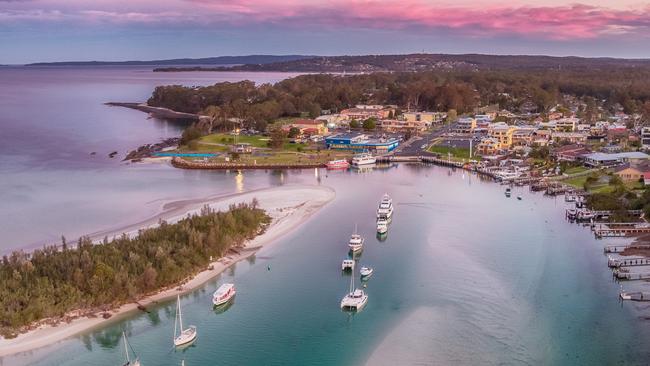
[173,295,197,347]
[213,283,236,306]
[348,224,364,252]
[360,266,373,278]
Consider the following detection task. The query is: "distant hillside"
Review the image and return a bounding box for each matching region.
[154,54,650,73]
[27,55,314,67]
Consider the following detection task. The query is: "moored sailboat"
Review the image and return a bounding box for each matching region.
[340,266,368,311]
[173,295,197,347]
[121,331,141,366]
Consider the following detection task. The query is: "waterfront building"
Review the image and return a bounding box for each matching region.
[511,128,536,147]
[552,144,590,162]
[325,133,399,154]
[613,163,650,182]
[230,143,253,154]
[476,138,500,155]
[316,114,349,129]
[583,152,650,167]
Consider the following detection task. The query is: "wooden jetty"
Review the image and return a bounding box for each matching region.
[614,271,650,280]
[604,244,650,253]
[608,257,650,268]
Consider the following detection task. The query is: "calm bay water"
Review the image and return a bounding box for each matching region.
[1,67,649,365]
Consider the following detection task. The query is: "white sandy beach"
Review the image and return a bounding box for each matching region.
[0,184,335,358]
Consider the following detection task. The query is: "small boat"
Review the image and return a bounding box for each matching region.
[517,196,522,200]
[376,219,388,234]
[173,295,197,347]
[212,283,236,307]
[351,152,376,166]
[377,193,394,220]
[341,259,355,271]
[340,267,368,311]
[326,159,350,170]
[620,291,650,301]
[121,331,141,366]
[505,188,511,197]
[348,224,364,252]
[360,266,373,278]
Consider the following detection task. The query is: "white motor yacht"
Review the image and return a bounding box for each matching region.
[348,224,364,252]
[212,283,236,306]
[351,153,376,166]
[360,266,374,278]
[341,259,355,271]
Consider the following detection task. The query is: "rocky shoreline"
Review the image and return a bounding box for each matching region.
[171,156,326,170]
[123,137,180,162]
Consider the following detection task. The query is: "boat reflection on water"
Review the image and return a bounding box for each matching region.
[376,231,387,241]
[213,299,235,314]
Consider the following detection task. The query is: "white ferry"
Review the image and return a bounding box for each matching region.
[376,193,393,220]
[351,153,376,166]
[212,283,236,306]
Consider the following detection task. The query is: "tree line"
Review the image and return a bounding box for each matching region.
[0,202,270,337]
[147,69,650,135]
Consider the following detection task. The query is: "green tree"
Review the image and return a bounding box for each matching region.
[349,119,360,129]
[362,118,377,131]
[287,127,301,138]
[269,126,286,149]
[446,109,457,123]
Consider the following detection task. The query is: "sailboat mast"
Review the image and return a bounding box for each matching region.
[123,332,130,363]
[350,267,354,294]
[178,295,184,331]
[174,295,179,339]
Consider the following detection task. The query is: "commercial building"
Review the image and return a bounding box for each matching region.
[642,127,650,150]
[402,112,445,124]
[282,119,329,136]
[340,105,395,120]
[325,133,399,154]
[454,118,477,134]
[476,138,500,155]
[487,123,516,149]
[379,119,430,132]
[583,152,650,167]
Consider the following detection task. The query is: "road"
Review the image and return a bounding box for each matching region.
[393,123,457,156]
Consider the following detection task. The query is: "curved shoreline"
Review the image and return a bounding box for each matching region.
[0,184,335,358]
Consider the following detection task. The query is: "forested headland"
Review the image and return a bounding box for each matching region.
[147,69,650,133]
[0,202,270,338]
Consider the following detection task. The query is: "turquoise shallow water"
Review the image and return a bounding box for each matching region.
[3,165,650,365]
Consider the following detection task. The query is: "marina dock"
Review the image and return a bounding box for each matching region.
[607,257,650,268]
[604,244,650,253]
[614,271,650,280]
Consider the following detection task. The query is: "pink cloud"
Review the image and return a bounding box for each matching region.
[2,0,650,40]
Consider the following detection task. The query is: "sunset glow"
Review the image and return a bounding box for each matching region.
[2,0,650,62]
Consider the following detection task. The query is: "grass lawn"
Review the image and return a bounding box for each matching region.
[565,175,588,189]
[187,150,350,165]
[564,166,589,175]
[188,133,309,152]
[428,145,479,161]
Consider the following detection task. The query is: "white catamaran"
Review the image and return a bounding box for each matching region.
[121,331,141,366]
[173,295,197,347]
[340,265,368,311]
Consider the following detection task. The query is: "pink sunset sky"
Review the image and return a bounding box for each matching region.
[1,0,650,63]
